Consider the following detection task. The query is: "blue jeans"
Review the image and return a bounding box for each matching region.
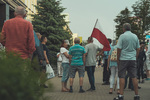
[110,67,119,89]
[86,66,96,90]
[61,63,70,82]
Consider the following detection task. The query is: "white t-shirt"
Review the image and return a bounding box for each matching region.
[60,47,69,63]
[57,53,62,62]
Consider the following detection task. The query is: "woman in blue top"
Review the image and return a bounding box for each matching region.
[107,44,120,94]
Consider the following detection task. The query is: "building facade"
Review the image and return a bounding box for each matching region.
[0,0,37,32]
[22,0,37,21]
[0,0,27,31]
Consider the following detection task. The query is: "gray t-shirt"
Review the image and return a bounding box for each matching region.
[85,43,101,66]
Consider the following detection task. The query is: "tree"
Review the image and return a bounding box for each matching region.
[132,0,150,36]
[31,0,72,64]
[114,8,142,39]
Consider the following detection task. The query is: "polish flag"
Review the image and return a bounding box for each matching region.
[91,19,111,51]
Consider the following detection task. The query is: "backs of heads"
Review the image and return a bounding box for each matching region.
[107,38,112,44]
[61,40,70,47]
[36,32,41,37]
[74,38,80,44]
[88,37,93,42]
[41,35,46,42]
[36,32,41,38]
[123,23,131,31]
[15,6,26,16]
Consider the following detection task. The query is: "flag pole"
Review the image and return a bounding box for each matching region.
[91,19,98,37]
[94,19,98,28]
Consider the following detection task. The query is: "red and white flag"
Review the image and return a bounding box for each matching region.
[91,19,111,51]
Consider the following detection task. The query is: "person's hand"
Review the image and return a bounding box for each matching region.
[46,60,49,64]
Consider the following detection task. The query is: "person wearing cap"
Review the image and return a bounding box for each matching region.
[69,38,86,93]
[60,40,70,92]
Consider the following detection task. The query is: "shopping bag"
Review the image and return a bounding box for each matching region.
[46,64,55,79]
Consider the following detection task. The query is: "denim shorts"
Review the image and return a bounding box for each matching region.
[118,60,137,78]
[69,66,85,78]
[61,63,70,82]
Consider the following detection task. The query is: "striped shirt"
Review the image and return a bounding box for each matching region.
[69,44,86,66]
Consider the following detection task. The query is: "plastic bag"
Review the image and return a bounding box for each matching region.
[46,64,55,79]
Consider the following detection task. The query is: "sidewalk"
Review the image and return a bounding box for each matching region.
[44,67,150,100]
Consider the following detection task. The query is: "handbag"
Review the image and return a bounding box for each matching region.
[46,64,55,79]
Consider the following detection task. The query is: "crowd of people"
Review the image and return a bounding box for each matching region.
[1,6,150,100]
[57,23,150,100]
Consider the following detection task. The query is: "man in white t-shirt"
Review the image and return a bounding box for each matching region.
[57,52,63,77]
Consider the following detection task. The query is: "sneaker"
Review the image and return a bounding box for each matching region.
[69,89,73,93]
[40,84,48,88]
[138,81,141,83]
[102,82,110,85]
[141,80,144,83]
[86,88,93,91]
[79,89,85,93]
[113,96,124,100]
[134,96,140,100]
[138,86,141,89]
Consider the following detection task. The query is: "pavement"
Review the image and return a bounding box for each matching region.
[44,67,150,100]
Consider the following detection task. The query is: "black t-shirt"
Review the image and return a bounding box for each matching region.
[42,44,50,60]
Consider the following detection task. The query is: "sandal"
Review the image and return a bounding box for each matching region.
[61,89,69,92]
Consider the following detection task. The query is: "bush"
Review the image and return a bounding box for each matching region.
[0,51,45,100]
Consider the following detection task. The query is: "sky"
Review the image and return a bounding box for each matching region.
[61,0,138,45]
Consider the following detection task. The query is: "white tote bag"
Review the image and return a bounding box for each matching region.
[46,64,55,79]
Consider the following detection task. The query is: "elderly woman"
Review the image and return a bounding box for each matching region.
[60,40,70,92]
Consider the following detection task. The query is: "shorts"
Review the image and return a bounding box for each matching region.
[69,66,85,78]
[118,60,137,78]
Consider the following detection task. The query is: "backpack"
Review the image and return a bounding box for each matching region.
[110,48,117,61]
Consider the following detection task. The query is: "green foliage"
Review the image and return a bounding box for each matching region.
[31,0,72,65]
[114,8,143,39]
[132,0,150,34]
[115,0,150,40]
[0,51,44,100]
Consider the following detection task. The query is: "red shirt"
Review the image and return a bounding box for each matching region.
[0,16,36,59]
